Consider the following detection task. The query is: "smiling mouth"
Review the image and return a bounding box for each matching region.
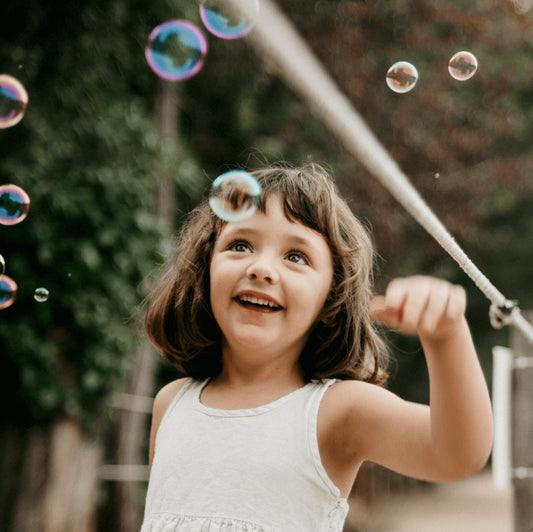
[236,295,283,312]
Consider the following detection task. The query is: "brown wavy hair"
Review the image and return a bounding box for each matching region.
[144,162,389,385]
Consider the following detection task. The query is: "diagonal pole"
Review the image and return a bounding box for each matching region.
[228,0,533,343]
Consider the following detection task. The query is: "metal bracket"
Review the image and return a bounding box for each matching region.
[489,300,518,329]
[513,357,533,369]
[513,467,533,480]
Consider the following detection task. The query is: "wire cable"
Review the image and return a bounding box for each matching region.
[227,0,533,343]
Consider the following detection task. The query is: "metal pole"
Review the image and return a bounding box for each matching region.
[511,310,533,531]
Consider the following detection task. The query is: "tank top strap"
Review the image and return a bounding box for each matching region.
[157,378,206,432]
[306,379,341,498]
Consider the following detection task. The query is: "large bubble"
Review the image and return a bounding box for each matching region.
[386,61,418,93]
[0,275,17,310]
[0,184,30,225]
[200,0,258,40]
[209,170,261,222]
[0,74,29,129]
[145,19,208,81]
[448,51,478,81]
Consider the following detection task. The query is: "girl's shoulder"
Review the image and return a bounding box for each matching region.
[320,379,402,435]
[149,377,192,466]
[318,379,392,495]
[324,378,385,406]
[153,377,191,416]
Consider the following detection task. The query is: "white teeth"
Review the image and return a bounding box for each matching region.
[239,295,279,308]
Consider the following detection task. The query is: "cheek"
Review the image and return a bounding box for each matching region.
[209,258,236,310]
[314,272,334,318]
[295,274,332,320]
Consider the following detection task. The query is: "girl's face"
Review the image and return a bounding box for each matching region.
[209,194,334,370]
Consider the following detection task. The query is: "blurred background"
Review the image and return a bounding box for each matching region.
[1,0,532,530]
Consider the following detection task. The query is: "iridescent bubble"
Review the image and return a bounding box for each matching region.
[0,184,30,225]
[0,275,17,310]
[145,19,208,81]
[209,170,261,222]
[200,0,258,40]
[0,74,28,129]
[34,287,49,303]
[448,51,478,81]
[386,61,419,93]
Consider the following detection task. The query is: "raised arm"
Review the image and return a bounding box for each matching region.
[369,276,493,480]
[323,276,493,485]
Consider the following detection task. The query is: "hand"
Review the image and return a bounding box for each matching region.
[370,276,466,340]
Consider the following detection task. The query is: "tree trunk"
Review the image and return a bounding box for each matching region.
[0,418,101,532]
[113,78,179,531]
[114,340,159,531]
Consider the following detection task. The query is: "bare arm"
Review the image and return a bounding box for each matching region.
[343,277,493,482]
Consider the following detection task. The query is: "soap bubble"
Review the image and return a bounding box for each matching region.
[0,275,17,310]
[34,287,49,303]
[209,170,261,222]
[0,184,30,225]
[386,61,418,93]
[448,51,478,81]
[0,74,28,129]
[200,0,258,40]
[0,254,4,276]
[145,19,208,81]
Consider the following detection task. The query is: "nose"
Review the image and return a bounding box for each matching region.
[246,255,279,284]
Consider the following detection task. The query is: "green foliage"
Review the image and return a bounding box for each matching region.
[0,0,204,428]
[1,0,532,421]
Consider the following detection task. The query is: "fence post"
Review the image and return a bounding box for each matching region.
[511,310,533,532]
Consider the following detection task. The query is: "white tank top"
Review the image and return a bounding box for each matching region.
[141,378,349,531]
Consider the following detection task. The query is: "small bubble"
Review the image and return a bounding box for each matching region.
[0,275,17,310]
[448,51,478,81]
[34,287,49,303]
[0,184,30,225]
[386,61,418,93]
[0,74,28,129]
[200,0,258,40]
[145,19,208,81]
[434,172,440,179]
[209,170,261,222]
[0,253,5,276]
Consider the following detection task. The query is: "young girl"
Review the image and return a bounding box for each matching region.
[141,163,493,531]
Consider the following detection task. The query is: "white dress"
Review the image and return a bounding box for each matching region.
[141,378,348,531]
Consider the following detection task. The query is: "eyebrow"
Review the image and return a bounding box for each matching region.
[220,226,318,249]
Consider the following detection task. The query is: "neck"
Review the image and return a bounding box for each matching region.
[205,364,305,410]
[214,341,305,390]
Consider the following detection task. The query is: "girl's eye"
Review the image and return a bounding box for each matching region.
[229,241,251,253]
[286,251,308,265]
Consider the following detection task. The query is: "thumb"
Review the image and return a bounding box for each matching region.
[369,295,401,329]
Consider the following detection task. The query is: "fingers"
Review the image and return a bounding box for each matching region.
[371,276,466,338]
